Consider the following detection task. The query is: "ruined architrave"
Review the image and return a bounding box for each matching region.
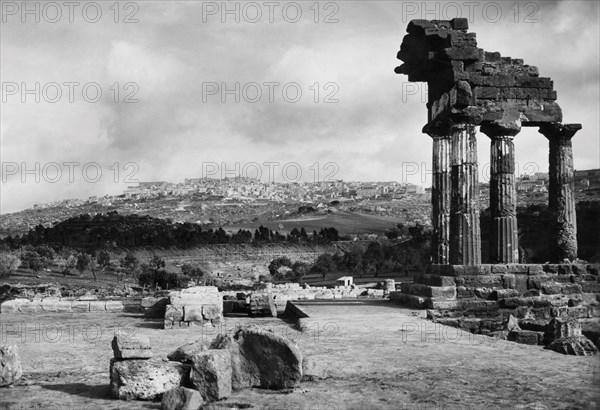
[395,18,581,264]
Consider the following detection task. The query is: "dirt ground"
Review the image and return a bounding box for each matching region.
[1,300,599,410]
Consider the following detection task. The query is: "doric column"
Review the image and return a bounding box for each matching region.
[539,123,581,262]
[426,125,452,264]
[480,123,520,263]
[449,123,481,265]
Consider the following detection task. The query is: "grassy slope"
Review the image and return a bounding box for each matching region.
[224,211,403,236]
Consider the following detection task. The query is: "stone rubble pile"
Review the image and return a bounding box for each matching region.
[108,325,305,408]
[110,333,189,400]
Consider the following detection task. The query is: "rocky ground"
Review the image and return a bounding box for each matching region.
[1,301,599,409]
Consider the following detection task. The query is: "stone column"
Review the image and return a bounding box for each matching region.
[426,124,452,264]
[539,123,582,262]
[449,123,481,265]
[480,123,520,263]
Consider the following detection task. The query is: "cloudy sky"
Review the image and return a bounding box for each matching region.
[1,0,598,213]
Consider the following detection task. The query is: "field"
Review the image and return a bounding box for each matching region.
[225,211,403,236]
[1,301,598,409]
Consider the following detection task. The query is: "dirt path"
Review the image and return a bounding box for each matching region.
[1,301,598,409]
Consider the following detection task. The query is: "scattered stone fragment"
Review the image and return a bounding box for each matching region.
[545,336,598,356]
[544,317,581,345]
[507,315,521,332]
[210,326,302,390]
[188,350,232,401]
[168,339,208,363]
[161,386,204,410]
[0,344,23,387]
[112,332,153,360]
[110,358,190,400]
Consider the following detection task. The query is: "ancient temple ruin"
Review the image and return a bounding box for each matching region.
[395,18,580,265]
[392,19,599,353]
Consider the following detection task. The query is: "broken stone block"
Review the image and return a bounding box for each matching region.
[188,350,232,402]
[112,332,152,360]
[210,326,302,390]
[40,298,72,312]
[492,289,520,300]
[507,330,543,345]
[544,317,582,345]
[18,300,41,313]
[202,305,221,320]
[0,344,23,386]
[89,301,106,312]
[105,301,124,312]
[545,336,599,356]
[71,301,90,312]
[169,286,221,307]
[168,339,208,363]
[443,46,482,61]
[165,305,184,321]
[110,358,190,400]
[183,305,203,322]
[249,293,277,317]
[507,315,521,332]
[161,386,204,410]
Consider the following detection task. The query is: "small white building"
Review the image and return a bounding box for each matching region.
[336,276,353,287]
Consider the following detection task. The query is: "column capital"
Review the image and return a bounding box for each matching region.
[480,122,521,138]
[423,121,472,137]
[539,123,582,141]
[423,122,451,138]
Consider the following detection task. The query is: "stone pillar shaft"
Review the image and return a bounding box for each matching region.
[449,124,481,265]
[540,123,581,261]
[482,129,520,263]
[431,135,452,264]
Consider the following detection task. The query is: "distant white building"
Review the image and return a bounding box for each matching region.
[336,276,353,287]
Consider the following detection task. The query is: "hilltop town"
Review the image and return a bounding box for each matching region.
[1,170,599,238]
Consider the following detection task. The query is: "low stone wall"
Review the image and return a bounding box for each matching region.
[0,297,138,314]
[222,283,386,312]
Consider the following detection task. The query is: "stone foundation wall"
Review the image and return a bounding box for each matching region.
[0,296,138,313]
[391,263,600,351]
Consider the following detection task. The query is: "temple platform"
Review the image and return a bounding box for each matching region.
[390,263,600,352]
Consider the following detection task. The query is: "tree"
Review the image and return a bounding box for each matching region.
[76,253,91,276]
[344,251,363,277]
[0,253,21,278]
[312,253,336,281]
[181,263,205,284]
[364,242,385,277]
[62,254,77,277]
[96,250,111,277]
[291,261,309,283]
[120,252,139,278]
[268,256,293,277]
[20,250,49,275]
